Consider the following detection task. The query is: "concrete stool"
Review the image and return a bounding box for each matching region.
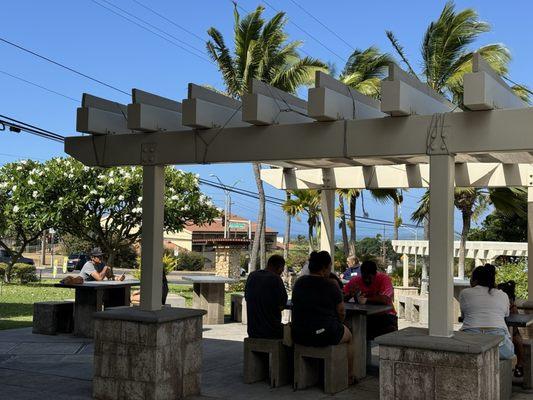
[231,294,244,322]
[33,301,74,335]
[524,340,533,389]
[500,358,513,400]
[294,343,348,394]
[243,338,290,387]
[165,294,186,308]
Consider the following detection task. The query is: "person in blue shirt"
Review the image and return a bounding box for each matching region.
[342,256,361,281]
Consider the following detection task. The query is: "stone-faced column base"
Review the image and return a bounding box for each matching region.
[376,327,502,400]
[93,306,206,400]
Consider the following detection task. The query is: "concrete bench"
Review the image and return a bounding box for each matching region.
[33,301,74,335]
[231,294,244,322]
[397,295,406,319]
[293,343,348,394]
[243,337,290,387]
[165,293,186,308]
[500,358,513,400]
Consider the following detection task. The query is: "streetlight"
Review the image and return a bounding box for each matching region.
[209,174,241,238]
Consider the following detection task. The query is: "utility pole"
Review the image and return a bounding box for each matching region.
[382,225,386,266]
[209,175,241,239]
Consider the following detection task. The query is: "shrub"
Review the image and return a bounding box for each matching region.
[496,262,528,300]
[228,279,246,293]
[175,251,205,271]
[132,254,176,280]
[285,249,309,274]
[0,262,38,284]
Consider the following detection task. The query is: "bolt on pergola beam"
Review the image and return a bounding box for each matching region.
[308,71,386,121]
[381,63,456,116]
[260,162,533,190]
[463,53,527,111]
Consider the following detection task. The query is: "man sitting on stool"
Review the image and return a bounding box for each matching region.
[245,255,288,339]
[343,260,397,340]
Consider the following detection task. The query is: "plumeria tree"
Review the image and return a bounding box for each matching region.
[0,160,60,282]
[46,158,219,268]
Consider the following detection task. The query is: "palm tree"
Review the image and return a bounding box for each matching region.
[336,193,349,256]
[386,1,529,104]
[412,187,526,278]
[207,5,327,271]
[339,46,394,98]
[283,191,291,273]
[282,190,321,252]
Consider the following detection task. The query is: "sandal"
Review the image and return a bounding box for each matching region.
[514,366,524,378]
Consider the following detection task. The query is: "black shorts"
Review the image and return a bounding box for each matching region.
[367,314,398,340]
[293,322,345,347]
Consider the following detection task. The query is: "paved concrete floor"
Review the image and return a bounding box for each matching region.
[1,322,532,399]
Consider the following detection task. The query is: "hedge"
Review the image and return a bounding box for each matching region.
[0,262,38,284]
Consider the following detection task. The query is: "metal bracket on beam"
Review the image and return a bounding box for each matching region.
[463,53,527,111]
[182,84,248,129]
[76,93,131,135]
[308,71,386,121]
[381,64,455,116]
[128,89,186,132]
[141,142,158,165]
[242,79,311,125]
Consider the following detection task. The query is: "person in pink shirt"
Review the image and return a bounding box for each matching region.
[343,260,398,340]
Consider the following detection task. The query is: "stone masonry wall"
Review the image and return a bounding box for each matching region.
[214,246,241,279]
[379,345,499,400]
[93,316,203,400]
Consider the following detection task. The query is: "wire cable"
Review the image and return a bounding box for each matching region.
[0,37,130,96]
[0,70,79,103]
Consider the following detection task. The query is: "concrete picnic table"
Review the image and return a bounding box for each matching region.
[54,279,140,337]
[182,275,237,325]
[285,300,392,380]
[505,313,533,327]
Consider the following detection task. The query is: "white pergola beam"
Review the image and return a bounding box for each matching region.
[464,53,527,111]
[308,71,386,121]
[76,93,131,135]
[127,89,186,132]
[381,64,455,116]
[242,79,310,125]
[528,187,533,301]
[261,163,532,190]
[182,84,248,129]
[65,107,533,167]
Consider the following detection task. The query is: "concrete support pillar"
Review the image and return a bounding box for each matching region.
[402,254,409,287]
[528,187,533,301]
[428,155,455,337]
[140,165,165,311]
[320,188,336,264]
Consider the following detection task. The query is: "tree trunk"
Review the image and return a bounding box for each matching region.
[40,232,47,267]
[260,214,266,269]
[308,221,314,252]
[283,192,291,272]
[349,195,356,256]
[250,162,264,272]
[393,201,399,269]
[458,211,471,279]
[5,247,26,283]
[339,195,349,257]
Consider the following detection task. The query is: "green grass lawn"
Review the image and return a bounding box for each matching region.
[0,282,242,330]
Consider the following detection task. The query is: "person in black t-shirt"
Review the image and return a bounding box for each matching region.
[244,255,288,339]
[292,251,353,379]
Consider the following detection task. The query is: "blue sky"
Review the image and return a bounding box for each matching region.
[1,0,531,239]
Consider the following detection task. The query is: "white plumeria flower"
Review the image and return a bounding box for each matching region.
[28,179,35,185]
[171,195,179,200]
[32,191,38,198]
[20,160,27,165]
[59,197,64,201]
[137,196,142,202]
[118,195,124,201]
[12,185,17,191]
[83,185,88,189]
[13,205,19,213]
[108,178,115,184]
[0,182,7,189]
[99,198,105,204]
[16,166,22,171]
[109,171,114,177]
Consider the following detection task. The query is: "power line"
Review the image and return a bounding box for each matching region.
[286,0,354,51]
[0,114,65,143]
[91,0,212,64]
[131,0,206,43]
[260,0,346,62]
[0,70,79,103]
[0,37,130,96]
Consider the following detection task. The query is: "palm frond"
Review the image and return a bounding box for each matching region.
[385,30,418,77]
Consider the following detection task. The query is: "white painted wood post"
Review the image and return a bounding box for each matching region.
[402,254,409,287]
[320,189,336,265]
[428,155,455,337]
[528,187,533,301]
[140,165,165,311]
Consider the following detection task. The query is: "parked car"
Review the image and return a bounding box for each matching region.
[67,253,89,272]
[0,249,35,265]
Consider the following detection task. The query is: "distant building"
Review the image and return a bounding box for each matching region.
[165,214,278,267]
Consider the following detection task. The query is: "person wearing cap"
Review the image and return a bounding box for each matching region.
[78,248,112,282]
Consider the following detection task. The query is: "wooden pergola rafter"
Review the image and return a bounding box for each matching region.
[65,53,533,338]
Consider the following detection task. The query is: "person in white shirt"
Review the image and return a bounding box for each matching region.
[459,264,514,359]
